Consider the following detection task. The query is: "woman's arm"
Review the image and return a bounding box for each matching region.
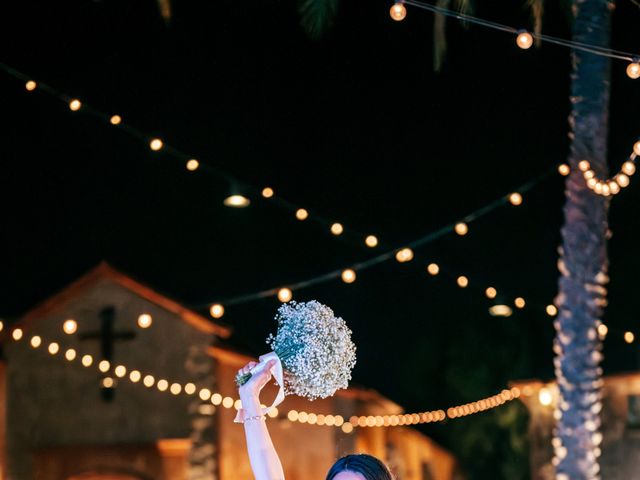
[238,360,285,480]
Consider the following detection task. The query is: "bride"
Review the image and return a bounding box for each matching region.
[237,360,395,480]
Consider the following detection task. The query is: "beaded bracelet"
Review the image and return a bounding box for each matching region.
[244,414,266,423]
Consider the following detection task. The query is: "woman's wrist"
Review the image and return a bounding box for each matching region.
[239,390,262,416]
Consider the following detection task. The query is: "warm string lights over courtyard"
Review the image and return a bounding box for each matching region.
[2,313,535,433]
[388,0,640,77]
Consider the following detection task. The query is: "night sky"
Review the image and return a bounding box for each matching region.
[2,0,640,476]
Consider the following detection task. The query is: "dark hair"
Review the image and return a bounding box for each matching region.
[326,454,395,480]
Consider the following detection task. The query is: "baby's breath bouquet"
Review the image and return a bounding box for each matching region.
[236,300,357,400]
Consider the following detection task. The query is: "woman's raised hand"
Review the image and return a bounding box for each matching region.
[238,359,277,401]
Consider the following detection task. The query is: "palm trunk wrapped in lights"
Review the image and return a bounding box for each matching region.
[554,0,612,478]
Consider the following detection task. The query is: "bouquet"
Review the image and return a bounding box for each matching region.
[235,300,357,401]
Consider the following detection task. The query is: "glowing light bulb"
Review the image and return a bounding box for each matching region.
[69,99,82,111]
[457,276,469,288]
[296,208,308,220]
[516,31,533,49]
[114,365,127,377]
[210,304,224,319]
[63,319,77,334]
[102,377,114,388]
[12,328,23,341]
[594,182,603,195]
[130,370,141,382]
[48,342,60,355]
[597,324,608,337]
[185,383,196,395]
[634,141,640,156]
[224,194,250,207]
[137,314,152,329]
[342,423,354,433]
[278,288,293,302]
[454,222,468,236]
[30,336,42,348]
[288,410,299,421]
[609,181,620,195]
[587,178,597,188]
[25,80,37,91]
[365,235,378,247]
[601,183,611,196]
[82,355,93,367]
[211,393,222,405]
[616,174,630,188]
[627,62,640,79]
[395,248,414,263]
[485,287,497,299]
[509,192,523,206]
[222,396,234,409]
[99,360,110,372]
[389,2,407,21]
[331,223,344,235]
[558,164,570,176]
[622,161,636,176]
[157,379,169,392]
[579,160,591,172]
[186,159,199,171]
[539,387,553,406]
[341,269,356,284]
[625,331,635,344]
[583,170,595,180]
[199,388,212,401]
[427,263,440,276]
[65,349,77,361]
[143,375,155,387]
[546,304,558,316]
[150,138,163,151]
[489,305,513,317]
[110,115,122,125]
[262,187,274,198]
[515,297,526,309]
[170,383,182,395]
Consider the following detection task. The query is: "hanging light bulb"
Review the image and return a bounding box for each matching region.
[110,115,122,125]
[278,288,293,302]
[509,193,523,206]
[69,99,82,111]
[489,305,512,317]
[389,2,407,21]
[546,304,558,316]
[149,138,164,151]
[609,181,620,195]
[395,248,414,263]
[625,331,635,344]
[427,263,440,276]
[622,161,636,176]
[457,276,469,288]
[63,319,78,334]
[538,387,553,406]
[210,304,225,319]
[627,62,640,80]
[578,160,591,172]
[341,269,356,284]
[597,324,608,338]
[186,159,199,171]
[137,314,153,329]
[616,174,630,188]
[485,287,497,299]
[454,222,468,236]
[365,235,378,247]
[514,297,526,309]
[295,208,309,220]
[25,80,37,91]
[262,187,274,198]
[516,31,533,50]
[558,164,570,176]
[224,194,250,208]
[331,223,344,235]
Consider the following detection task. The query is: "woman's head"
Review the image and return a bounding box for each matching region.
[326,454,395,480]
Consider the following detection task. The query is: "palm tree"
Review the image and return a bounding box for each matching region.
[553,1,611,478]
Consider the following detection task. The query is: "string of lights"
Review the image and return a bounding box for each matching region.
[203,167,564,318]
[390,0,640,75]
[1,318,528,431]
[577,142,640,196]
[4,63,385,253]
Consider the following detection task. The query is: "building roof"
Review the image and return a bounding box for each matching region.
[16,262,231,338]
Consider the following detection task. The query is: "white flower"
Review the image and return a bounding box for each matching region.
[268,300,357,400]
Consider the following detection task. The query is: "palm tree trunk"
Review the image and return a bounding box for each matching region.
[554,0,612,478]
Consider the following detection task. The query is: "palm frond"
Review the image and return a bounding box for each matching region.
[526,0,544,47]
[433,0,475,71]
[157,0,172,24]
[298,0,339,40]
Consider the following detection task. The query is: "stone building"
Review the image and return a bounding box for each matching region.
[0,263,457,480]
[514,374,640,480]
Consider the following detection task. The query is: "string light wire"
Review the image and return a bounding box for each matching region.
[401,0,639,62]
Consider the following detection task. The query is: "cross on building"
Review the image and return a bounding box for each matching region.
[80,305,136,401]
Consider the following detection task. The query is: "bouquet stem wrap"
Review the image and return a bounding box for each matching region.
[233,351,285,423]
